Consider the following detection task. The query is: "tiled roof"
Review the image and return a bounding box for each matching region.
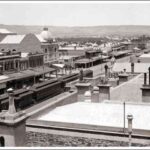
[0,35,25,44]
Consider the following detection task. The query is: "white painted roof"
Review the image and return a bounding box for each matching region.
[59,46,86,51]
[52,63,65,68]
[113,62,150,73]
[133,47,140,50]
[0,75,9,80]
[59,55,74,60]
[0,35,25,44]
[139,53,150,58]
[35,34,46,42]
[38,102,150,130]
[35,34,47,43]
[21,52,29,58]
[0,28,13,34]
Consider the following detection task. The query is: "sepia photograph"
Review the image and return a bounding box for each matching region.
[0,0,149,148]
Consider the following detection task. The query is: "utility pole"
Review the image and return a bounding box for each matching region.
[123,101,126,134]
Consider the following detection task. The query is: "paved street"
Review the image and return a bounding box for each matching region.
[67,54,134,77]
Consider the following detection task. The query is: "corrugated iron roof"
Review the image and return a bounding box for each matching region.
[30,66,56,74]
[0,35,25,44]
[140,53,150,58]
[35,34,47,43]
[0,29,13,34]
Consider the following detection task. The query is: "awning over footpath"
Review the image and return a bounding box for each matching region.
[7,66,56,81]
[75,55,109,64]
[31,66,56,75]
[8,71,34,80]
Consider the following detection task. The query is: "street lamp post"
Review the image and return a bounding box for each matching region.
[127,114,133,147]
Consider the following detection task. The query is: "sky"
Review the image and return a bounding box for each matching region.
[0,2,150,26]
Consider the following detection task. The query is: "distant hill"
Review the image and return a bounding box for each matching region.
[1,24,150,38]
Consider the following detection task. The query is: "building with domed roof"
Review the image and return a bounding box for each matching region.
[35,27,59,64]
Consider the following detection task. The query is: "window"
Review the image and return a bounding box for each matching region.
[45,49,47,53]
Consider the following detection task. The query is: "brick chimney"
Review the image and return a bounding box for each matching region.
[141,67,150,102]
[131,63,134,74]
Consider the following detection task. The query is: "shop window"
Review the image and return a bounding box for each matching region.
[45,49,47,53]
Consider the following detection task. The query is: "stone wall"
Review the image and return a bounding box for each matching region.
[25,131,147,147]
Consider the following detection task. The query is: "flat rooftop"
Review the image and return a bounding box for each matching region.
[37,101,150,131]
[140,53,150,58]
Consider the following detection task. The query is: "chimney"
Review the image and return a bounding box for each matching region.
[141,68,150,102]
[131,63,134,74]
[98,84,111,101]
[91,86,99,103]
[43,27,48,31]
[75,82,92,101]
[144,73,147,85]
[7,88,16,114]
[148,67,150,86]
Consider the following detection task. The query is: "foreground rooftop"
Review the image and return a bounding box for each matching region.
[38,101,150,131]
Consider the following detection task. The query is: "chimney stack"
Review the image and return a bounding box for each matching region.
[75,82,92,101]
[148,67,150,85]
[141,68,150,102]
[7,88,16,114]
[131,63,134,74]
[98,84,111,101]
[144,73,147,85]
[91,86,99,103]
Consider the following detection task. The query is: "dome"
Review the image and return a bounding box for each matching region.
[40,27,53,42]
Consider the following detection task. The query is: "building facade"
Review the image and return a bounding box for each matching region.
[36,27,59,65]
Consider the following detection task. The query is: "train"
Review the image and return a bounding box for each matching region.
[0,70,93,111]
